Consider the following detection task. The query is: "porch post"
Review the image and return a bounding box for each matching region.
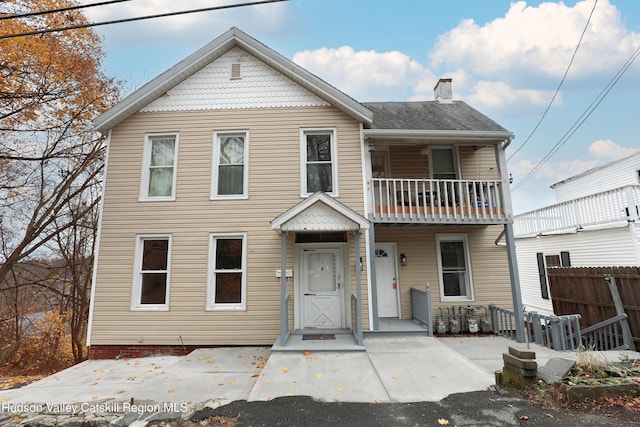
[368,223,379,330]
[355,230,363,345]
[279,231,289,346]
[504,223,525,342]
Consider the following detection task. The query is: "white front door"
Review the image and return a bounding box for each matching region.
[375,244,399,318]
[302,248,344,328]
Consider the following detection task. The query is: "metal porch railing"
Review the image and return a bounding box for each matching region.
[410,283,433,336]
[580,313,635,351]
[491,305,582,351]
[491,305,635,351]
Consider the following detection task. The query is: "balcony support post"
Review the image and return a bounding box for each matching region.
[504,223,525,343]
[368,224,380,330]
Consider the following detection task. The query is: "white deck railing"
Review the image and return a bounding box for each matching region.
[370,178,509,224]
[513,185,640,237]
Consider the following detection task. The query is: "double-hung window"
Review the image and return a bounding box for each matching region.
[301,129,337,196]
[207,233,247,310]
[437,234,474,301]
[141,133,178,200]
[212,131,248,198]
[430,146,457,180]
[132,235,171,310]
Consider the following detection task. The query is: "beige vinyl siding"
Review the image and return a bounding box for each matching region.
[458,145,500,180]
[374,225,512,320]
[91,106,366,346]
[384,144,500,180]
[388,145,429,178]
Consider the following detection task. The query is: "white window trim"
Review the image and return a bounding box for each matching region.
[436,233,475,302]
[300,128,339,197]
[206,232,248,311]
[131,234,172,311]
[211,130,249,199]
[139,133,179,201]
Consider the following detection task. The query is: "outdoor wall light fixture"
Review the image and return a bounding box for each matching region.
[400,253,407,266]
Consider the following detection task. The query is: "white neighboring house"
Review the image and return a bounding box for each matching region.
[513,151,640,315]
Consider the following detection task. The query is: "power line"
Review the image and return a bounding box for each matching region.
[507,0,598,162]
[0,0,288,40]
[0,0,134,21]
[512,43,640,191]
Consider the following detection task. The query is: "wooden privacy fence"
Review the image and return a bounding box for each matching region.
[548,266,640,348]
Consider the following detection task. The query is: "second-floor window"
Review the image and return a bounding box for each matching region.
[212,131,248,198]
[141,133,178,200]
[430,146,457,180]
[301,129,337,196]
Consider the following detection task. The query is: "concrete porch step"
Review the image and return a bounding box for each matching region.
[271,331,366,352]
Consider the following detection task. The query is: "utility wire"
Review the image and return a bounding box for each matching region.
[0,0,134,21]
[507,0,598,162]
[512,43,640,191]
[0,0,288,40]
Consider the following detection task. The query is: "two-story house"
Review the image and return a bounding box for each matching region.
[87,28,521,358]
[514,151,640,315]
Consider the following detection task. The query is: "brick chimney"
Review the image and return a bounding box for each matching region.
[434,78,452,103]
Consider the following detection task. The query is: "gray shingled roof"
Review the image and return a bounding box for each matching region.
[362,101,509,132]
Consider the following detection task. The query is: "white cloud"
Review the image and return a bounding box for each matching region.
[511,157,598,185]
[431,0,640,82]
[588,139,640,160]
[293,47,435,101]
[465,80,561,113]
[79,0,295,46]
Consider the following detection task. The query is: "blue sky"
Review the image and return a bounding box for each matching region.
[80,0,640,213]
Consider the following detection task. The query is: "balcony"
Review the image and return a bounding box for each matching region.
[513,185,640,237]
[370,178,511,225]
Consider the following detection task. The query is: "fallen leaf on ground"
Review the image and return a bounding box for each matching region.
[438,419,449,425]
[282,367,289,372]
[520,415,530,420]
[337,387,345,392]
[315,374,323,378]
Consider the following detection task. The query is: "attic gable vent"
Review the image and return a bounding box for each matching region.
[230,63,242,80]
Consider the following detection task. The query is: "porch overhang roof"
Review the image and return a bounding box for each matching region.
[363,129,514,144]
[271,192,369,233]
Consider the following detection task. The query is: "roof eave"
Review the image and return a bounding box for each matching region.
[363,129,514,142]
[94,27,372,133]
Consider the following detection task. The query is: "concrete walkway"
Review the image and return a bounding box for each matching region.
[1,336,638,409]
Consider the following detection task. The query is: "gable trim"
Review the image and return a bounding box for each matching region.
[94,27,372,133]
[271,192,369,233]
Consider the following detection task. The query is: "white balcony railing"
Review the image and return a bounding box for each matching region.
[370,178,509,224]
[513,185,640,237]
